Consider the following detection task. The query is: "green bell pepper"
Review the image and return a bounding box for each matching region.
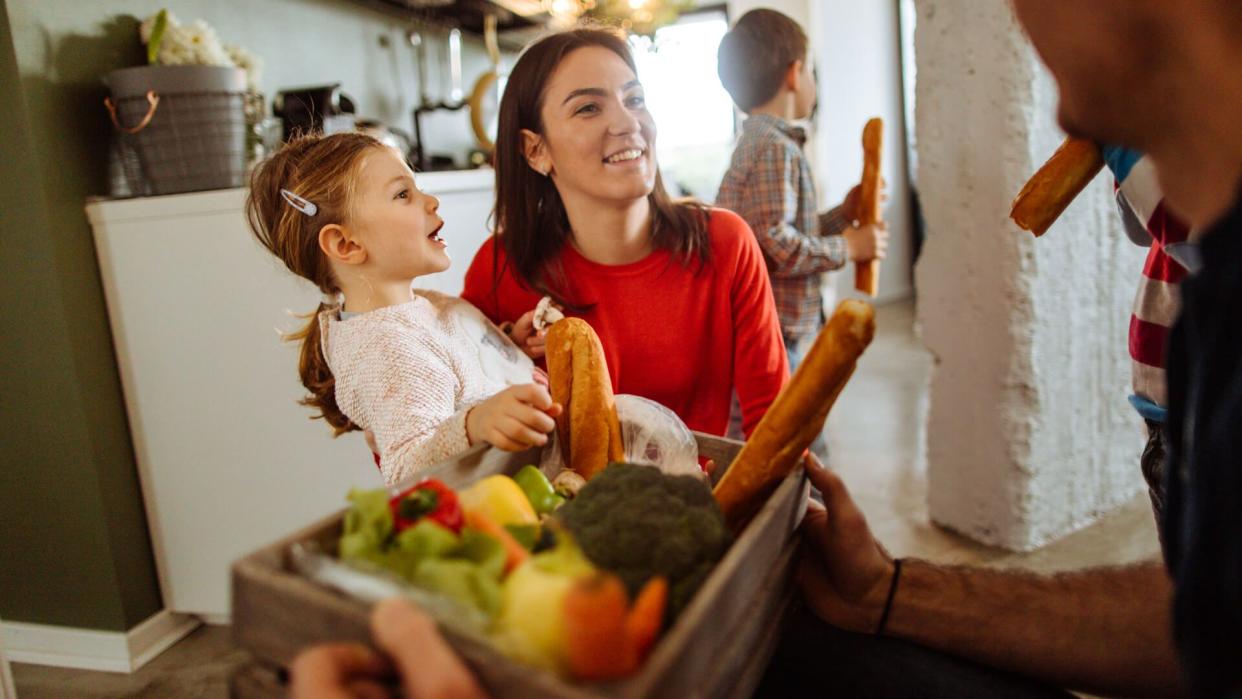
[514,465,565,515]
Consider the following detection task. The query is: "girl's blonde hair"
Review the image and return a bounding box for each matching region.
[245,132,384,435]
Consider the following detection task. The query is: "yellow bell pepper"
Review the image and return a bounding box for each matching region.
[457,475,538,527]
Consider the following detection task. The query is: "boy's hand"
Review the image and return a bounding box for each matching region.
[465,384,562,451]
[839,178,889,222]
[508,311,547,360]
[844,221,889,262]
[841,184,863,221]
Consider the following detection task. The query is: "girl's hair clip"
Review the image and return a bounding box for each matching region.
[280,188,318,216]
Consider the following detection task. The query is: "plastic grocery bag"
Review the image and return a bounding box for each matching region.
[615,394,701,477]
[539,394,702,480]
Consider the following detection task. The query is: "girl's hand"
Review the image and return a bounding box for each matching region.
[509,311,547,359]
[465,384,562,451]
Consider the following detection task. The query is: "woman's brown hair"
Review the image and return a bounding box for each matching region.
[245,132,383,435]
[491,26,710,306]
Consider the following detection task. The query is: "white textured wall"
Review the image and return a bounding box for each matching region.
[913,0,1145,550]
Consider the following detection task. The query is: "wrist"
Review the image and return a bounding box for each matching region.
[464,406,480,446]
[858,556,895,612]
[874,558,904,636]
[843,228,860,261]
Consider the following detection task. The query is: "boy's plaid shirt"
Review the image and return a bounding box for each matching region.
[716,114,850,337]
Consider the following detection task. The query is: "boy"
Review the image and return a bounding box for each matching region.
[716,9,888,370]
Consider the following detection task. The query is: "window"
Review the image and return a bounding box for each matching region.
[631,8,734,202]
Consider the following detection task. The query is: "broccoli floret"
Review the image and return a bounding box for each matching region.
[554,463,731,619]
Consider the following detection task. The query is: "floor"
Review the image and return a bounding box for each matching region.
[11,299,1161,698]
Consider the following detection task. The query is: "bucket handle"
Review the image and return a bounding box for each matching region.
[104,91,160,134]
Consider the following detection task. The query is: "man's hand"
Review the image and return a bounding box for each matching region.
[290,598,488,699]
[797,455,896,634]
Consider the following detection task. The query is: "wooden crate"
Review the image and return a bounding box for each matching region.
[231,432,808,698]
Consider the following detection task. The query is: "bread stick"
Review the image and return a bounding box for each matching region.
[1010,137,1104,237]
[713,300,876,528]
[855,118,883,297]
[545,318,624,481]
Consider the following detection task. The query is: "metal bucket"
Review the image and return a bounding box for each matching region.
[104,65,247,196]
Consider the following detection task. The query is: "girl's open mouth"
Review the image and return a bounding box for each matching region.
[428,222,445,243]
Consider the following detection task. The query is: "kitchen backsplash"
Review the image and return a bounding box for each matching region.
[8,0,509,169]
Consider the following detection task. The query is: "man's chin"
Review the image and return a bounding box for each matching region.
[1055,105,1094,142]
[1055,101,1140,151]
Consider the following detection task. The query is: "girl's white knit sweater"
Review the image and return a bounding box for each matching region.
[320,289,534,485]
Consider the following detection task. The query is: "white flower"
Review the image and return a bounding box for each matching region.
[156,24,195,65]
[226,44,263,90]
[141,11,256,74]
[184,20,232,66]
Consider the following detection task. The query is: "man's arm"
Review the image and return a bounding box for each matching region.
[888,561,1179,697]
[799,458,1184,698]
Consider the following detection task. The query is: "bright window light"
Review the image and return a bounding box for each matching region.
[632,11,735,202]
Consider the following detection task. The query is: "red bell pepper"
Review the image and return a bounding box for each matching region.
[388,479,463,533]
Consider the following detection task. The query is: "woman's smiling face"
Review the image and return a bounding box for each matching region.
[524,46,658,208]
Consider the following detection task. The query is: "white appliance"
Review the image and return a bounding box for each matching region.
[87,169,496,622]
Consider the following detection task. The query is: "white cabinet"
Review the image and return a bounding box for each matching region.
[87,169,496,622]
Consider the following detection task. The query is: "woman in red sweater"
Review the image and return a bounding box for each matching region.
[462,27,788,438]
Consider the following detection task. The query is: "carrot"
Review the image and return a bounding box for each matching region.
[563,573,635,680]
[624,576,668,662]
[463,509,529,574]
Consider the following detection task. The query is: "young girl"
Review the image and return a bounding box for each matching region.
[246,132,560,485]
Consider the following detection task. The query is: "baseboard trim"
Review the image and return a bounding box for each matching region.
[1,610,200,673]
[198,613,231,626]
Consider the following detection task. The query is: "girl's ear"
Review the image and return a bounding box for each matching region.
[319,224,367,265]
[520,129,552,177]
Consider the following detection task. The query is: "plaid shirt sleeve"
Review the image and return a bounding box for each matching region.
[742,141,848,278]
[819,203,852,236]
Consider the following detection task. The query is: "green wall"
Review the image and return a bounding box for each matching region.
[0,0,495,632]
[0,0,160,631]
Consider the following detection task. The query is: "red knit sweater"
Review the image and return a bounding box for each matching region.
[461,208,789,437]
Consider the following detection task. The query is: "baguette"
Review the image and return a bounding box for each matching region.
[713,300,876,528]
[545,317,625,481]
[1010,137,1104,237]
[855,118,884,297]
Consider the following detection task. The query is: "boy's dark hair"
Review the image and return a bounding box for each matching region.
[717,9,809,112]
